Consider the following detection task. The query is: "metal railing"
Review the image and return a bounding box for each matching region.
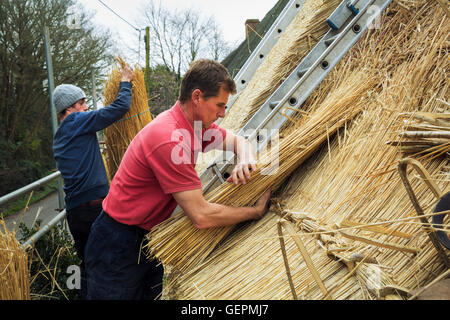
[22,209,67,248]
[0,171,61,206]
[0,171,67,247]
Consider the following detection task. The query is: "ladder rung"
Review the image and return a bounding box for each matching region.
[208,163,225,183]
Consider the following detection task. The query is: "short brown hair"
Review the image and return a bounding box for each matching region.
[178,59,236,103]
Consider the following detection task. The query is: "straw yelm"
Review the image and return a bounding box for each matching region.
[103,57,153,180]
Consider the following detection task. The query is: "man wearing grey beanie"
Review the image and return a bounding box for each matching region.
[52,64,134,298]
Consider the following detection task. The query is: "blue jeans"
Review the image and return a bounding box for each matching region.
[85,210,163,300]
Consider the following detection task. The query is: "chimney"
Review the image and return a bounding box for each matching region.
[245,19,260,40]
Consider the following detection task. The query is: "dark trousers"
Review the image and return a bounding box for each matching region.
[67,204,103,262]
[66,204,103,298]
[85,210,163,300]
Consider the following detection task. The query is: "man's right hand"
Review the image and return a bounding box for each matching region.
[254,189,271,218]
[121,64,134,82]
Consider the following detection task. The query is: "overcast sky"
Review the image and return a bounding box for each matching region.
[77,0,279,63]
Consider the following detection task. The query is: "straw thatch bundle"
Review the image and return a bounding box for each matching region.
[387,112,450,157]
[195,0,341,174]
[160,0,449,299]
[103,57,152,180]
[0,220,30,300]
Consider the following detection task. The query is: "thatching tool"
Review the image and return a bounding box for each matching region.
[397,158,450,268]
[338,229,419,254]
[280,219,330,299]
[277,219,298,300]
[433,192,450,250]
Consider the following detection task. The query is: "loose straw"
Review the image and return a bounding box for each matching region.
[0,220,30,300]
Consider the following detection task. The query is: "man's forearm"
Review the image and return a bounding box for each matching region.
[93,82,132,130]
[193,202,260,229]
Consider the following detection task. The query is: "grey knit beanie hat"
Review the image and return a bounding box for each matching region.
[53,84,86,113]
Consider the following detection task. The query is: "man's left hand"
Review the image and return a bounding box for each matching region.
[226,159,257,185]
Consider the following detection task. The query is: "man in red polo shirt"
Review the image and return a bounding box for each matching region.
[85,59,271,300]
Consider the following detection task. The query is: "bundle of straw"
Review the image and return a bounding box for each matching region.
[387,112,450,157]
[103,57,153,180]
[163,0,449,299]
[195,0,341,175]
[0,220,30,300]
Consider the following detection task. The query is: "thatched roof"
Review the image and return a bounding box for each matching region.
[148,0,449,300]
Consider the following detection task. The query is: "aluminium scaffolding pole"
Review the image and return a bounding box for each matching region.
[44,26,65,211]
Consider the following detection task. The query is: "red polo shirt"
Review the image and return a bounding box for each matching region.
[102,101,226,231]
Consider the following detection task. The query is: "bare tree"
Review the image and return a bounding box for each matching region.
[140,1,231,82]
[183,10,212,64]
[206,21,231,62]
[142,2,183,81]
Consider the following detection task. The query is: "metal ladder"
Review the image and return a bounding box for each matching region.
[221,0,307,122]
[201,0,393,193]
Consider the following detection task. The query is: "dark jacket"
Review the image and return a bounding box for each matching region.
[53,82,132,211]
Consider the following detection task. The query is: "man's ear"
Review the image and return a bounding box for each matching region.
[192,89,202,105]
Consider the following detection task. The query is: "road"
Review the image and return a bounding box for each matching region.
[3,191,65,240]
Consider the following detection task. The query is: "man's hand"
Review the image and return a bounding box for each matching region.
[224,132,258,185]
[121,63,134,82]
[226,160,257,185]
[254,189,271,218]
